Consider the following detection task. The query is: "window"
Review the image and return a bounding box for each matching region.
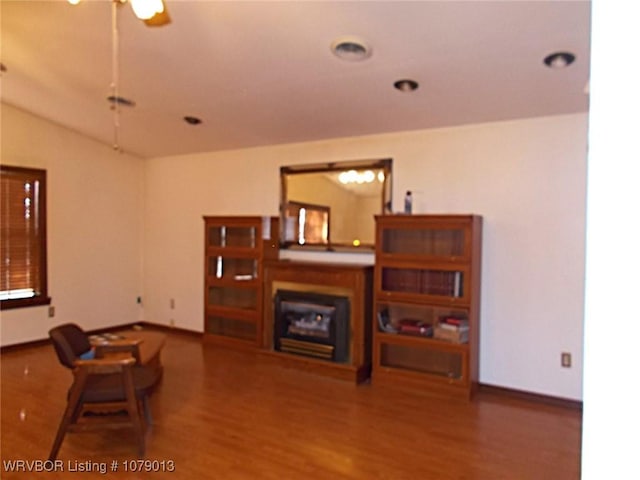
[1,165,50,309]
[283,201,330,246]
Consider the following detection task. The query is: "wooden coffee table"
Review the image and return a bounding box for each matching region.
[90,330,166,371]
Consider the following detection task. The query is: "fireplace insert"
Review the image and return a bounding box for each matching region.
[273,290,350,363]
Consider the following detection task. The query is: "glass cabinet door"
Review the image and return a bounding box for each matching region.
[375,301,469,337]
[207,286,258,310]
[379,266,468,302]
[208,225,256,248]
[380,226,468,259]
[207,256,257,280]
[379,341,467,382]
[206,315,256,342]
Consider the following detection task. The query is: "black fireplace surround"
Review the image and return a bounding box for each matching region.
[273,290,350,363]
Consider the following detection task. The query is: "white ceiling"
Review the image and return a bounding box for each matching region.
[1,1,591,159]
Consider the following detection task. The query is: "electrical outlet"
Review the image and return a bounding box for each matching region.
[48,306,55,318]
[170,298,175,309]
[561,352,572,368]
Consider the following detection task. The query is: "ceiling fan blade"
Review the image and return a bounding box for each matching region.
[143,7,171,27]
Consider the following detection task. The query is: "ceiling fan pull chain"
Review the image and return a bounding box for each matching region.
[111,0,121,152]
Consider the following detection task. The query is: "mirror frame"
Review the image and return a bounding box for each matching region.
[279,158,392,251]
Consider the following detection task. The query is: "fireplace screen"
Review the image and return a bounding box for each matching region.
[284,301,333,339]
[274,290,349,363]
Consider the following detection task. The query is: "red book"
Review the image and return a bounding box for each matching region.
[441,316,469,327]
[399,319,433,336]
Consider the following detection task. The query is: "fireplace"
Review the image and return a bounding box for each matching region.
[273,290,350,363]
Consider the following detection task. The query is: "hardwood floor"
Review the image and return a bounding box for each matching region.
[1,329,582,479]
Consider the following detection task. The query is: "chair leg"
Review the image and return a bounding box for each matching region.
[49,411,71,461]
[122,367,146,458]
[142,396,153,426]
[49,372,88,461]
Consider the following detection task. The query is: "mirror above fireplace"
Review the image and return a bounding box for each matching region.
[280,158,392,251]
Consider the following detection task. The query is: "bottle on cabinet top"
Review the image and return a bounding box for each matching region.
[404,190,413,214]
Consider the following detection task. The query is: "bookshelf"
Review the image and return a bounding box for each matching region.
[203,216,279,349]
[372,214,482,399]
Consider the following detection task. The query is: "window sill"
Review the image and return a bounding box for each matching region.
[0,296,52,311]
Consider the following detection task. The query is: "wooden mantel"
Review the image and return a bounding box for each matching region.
[262,260,373,383]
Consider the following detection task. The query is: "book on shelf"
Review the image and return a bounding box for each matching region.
[377,309,398,334]
[420,270,463,297]
[398,319,433,337]
[453,271,462,298]
[233,274,254,281]
[439,316,469,328]
[435,316,470,343]
[394,269,421,294]
[434,325,469,344]
[438,322,470,332]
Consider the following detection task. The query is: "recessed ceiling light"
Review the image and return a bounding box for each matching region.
[544,52,576,69]
[394,79,419,92]
[184,116,202,125]
[331,36,371,62]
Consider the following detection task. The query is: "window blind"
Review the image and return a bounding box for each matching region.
[0,165,49,308]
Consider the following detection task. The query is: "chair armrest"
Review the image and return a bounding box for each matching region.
[75,355,136,374]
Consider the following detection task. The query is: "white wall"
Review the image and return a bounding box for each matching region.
[144,112,587,400]
[0,102,587,400]
[582,0,640,476]
[0,103,145,346]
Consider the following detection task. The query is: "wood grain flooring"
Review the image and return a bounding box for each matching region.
[1,329,581,479]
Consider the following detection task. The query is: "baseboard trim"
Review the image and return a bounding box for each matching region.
[478,383,582,411]
[1,338,51,353]
[139,321,203,338]
[0,322,141,353]
[0,322,205,353]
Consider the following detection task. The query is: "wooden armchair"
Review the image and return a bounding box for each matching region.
[48,323,161,460]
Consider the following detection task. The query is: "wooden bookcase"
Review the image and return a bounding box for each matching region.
[203,216,279,349]
[372,214,482,399]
